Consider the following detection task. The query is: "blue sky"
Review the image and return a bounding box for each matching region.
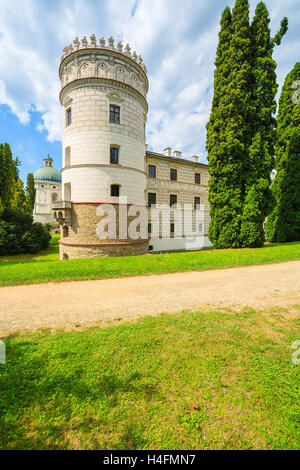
[0,0,299,182]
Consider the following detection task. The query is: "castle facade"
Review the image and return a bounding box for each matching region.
[53,35,211,260]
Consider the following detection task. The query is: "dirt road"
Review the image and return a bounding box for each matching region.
[1,261,300,336]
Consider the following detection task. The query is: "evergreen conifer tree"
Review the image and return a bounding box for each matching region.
[207,0,252,248]
[25,173,36,214]
[0,143,15,216]
[240,2,278,247]
[266,63,300,242]
[207,0,288,248]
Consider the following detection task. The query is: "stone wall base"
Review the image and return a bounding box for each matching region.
[59,240,149,260]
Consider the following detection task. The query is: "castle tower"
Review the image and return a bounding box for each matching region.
[54,35,149,259]
[33,155,61,228]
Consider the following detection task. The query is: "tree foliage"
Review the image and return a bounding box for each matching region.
[0,143,15,216]
[207,1,251,248]
[0,142,51,255]
[207,0,288,248]
[25,173,36,214]
[266,63,300,242]
[11,178,26,212]
[0,210,51,255]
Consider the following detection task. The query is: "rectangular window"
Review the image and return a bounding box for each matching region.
[148,193,156,207]
[148,165,156,178]
[148,223,152,234]
[66,108,72,126]
[111,185,120,197]
[170,223,175,233]
[194,197,201,210]
[170,194,177,207]
[110,147,119,165]
[195,173,201,185]
[170,168,177,181]
[109,105,120,124]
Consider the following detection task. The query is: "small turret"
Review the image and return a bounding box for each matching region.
[43,155,53,167]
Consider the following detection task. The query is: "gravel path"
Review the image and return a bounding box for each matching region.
[1,261,300,336]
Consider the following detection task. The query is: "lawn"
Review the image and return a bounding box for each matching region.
[0,306,299,450]
[0,235,300,287]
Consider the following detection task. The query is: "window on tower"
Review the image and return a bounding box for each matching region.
[66,108,72,126]
[110,147,119,165]
[109,105,120,124]
[65,147,71,167]
[111,185,120,197]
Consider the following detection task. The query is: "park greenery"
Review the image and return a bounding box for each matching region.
[0,306,299,450]
[0,234,300,287]
[0,143,50,255]
[206,0,291,249]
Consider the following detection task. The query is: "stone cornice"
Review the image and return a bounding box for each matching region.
[60,77,148,112]
[61,163,146,176]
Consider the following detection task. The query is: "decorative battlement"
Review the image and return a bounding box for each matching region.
[61,35,147,74]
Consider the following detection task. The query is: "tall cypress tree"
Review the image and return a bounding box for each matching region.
[240,2,278,247]
[206,7,233,247]
[266,63,300,242]
[207,0,251,248]
[207,0,288,248]
[0,143,14,216]
[25,173,36,214]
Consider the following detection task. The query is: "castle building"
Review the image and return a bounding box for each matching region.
[33,155,62,226]
[53,35,211,260]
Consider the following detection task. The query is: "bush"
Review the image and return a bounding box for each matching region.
[0,209,51,255]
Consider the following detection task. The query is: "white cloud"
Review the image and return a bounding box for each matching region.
[0,0,299,157]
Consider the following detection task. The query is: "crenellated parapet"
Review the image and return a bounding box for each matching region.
[59,35,148,99]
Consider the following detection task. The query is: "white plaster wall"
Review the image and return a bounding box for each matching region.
[61,83,147,205]
[62,166,146,205]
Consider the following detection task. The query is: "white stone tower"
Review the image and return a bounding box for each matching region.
[33,155,61,227]
[54,35,149,259]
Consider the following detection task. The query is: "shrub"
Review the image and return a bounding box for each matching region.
[0,209,51,255]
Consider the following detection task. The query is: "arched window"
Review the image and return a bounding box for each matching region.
[111,184,120,197]
[52,193,58,203]
[63,226,69,238]
[65,147,71,167]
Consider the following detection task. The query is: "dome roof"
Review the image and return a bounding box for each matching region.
[33,166,62,183]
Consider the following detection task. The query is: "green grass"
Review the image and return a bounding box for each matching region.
[0,307,299,450]
[0,236,300,287]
